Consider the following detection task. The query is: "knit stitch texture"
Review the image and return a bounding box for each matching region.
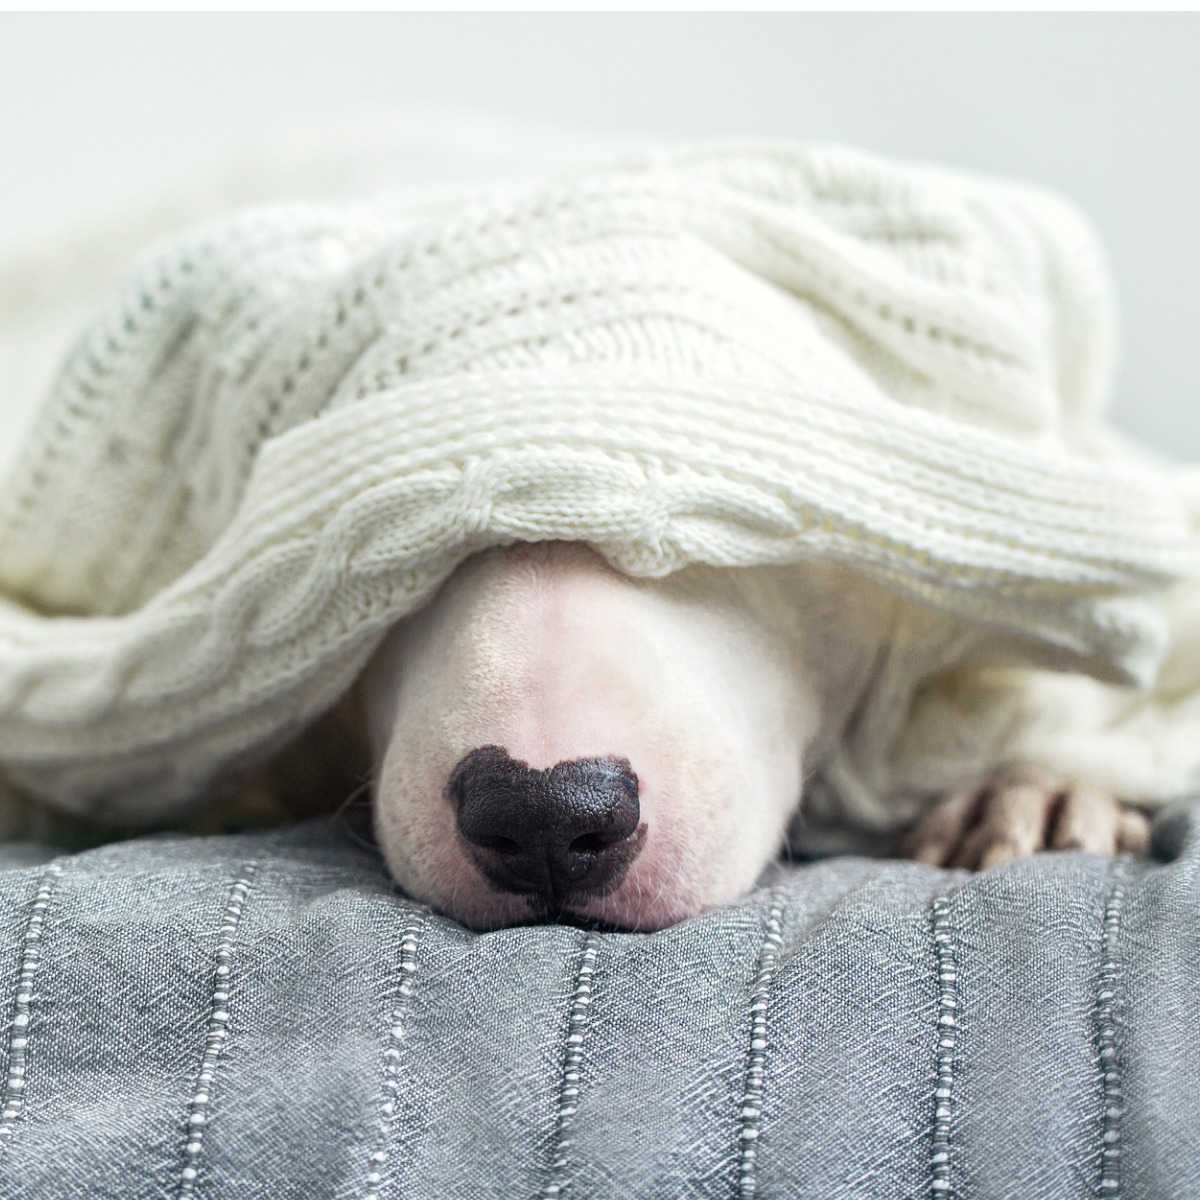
[0,134,1197,827]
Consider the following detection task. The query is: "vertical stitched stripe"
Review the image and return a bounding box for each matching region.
[542,934,600,1200]
[737,891,786,1200]
[362,915,424,1200]
[1095,858,1130,1199]
[929,894,958,1199]
[177,862,259,1198]
[0,862,62,1148]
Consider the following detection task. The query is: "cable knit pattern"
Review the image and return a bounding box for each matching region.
[0,139,1196,822]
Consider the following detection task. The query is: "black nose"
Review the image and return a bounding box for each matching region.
[448,746,645,905]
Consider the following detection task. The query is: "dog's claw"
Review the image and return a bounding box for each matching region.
[901,785,978,867]
[1116,806,1151,856]
[903,767,1150,870]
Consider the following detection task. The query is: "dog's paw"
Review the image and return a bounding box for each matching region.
[901,766,1151,870]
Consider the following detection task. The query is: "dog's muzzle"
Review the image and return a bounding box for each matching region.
[448,746,646,907]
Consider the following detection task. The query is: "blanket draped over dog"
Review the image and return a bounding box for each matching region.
[1,135,1198,830]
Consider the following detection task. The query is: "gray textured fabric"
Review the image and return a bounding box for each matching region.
[0,805,1197,1200]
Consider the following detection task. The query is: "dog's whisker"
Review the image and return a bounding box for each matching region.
[331,775,379,852]
[335,776,374,816]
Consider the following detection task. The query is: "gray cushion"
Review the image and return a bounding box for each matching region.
[0,803,1197,1199]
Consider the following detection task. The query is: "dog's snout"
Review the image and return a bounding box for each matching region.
[449,746,645,904]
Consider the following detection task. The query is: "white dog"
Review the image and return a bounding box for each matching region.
[360,542,1152,931]
[2,126,1191,935]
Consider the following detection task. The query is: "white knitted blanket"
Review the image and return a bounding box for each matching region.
[2,130,1198,830]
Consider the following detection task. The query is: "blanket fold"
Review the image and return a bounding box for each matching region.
[1,132,1197,826]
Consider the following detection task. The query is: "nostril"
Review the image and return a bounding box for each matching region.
[569,832,623,854]
[476,835,522,855]
[448,744,531,853]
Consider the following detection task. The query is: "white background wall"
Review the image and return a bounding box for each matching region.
[2,13,1198,456]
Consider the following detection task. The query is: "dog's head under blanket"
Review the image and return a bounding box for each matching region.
[0,138,1193,864]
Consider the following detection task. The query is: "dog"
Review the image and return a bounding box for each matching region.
[2,129,1186,933]
[358,541,1152,932]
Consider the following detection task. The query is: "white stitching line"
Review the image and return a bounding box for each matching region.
[1096,857,1131,1198]
[737,891,786,1200]
[362,915,424,1200]
[929,893,958,1198]
[542,934,600,1200]
[178,861,259,1198]
[0,862,62,1147]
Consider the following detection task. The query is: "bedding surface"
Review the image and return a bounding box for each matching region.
[0,804,1197,1199]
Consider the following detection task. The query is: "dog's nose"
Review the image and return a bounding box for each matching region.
[448,746,644,904]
